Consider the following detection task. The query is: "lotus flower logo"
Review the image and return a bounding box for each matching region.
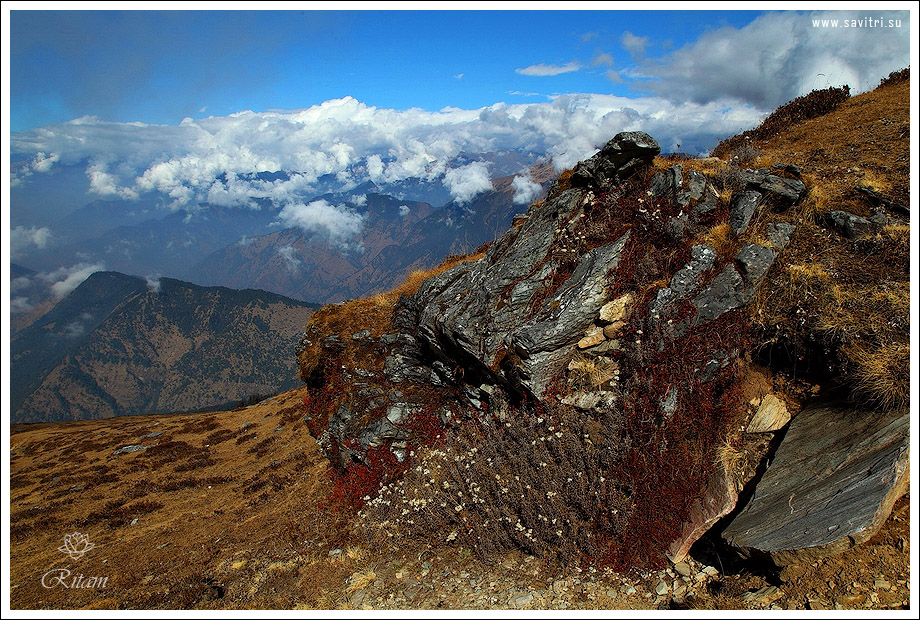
[57,532,95,560]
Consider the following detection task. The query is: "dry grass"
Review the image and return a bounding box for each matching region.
[694,223,733,257]
[846,342,909,411]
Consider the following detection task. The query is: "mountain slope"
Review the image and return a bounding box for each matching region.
[11,272,318,423]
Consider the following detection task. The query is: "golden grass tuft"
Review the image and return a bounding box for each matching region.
[345,567,377,594]
[846,342,909,412]
[695,223,733,257]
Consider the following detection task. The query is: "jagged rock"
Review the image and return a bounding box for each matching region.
[728,190,762,234]
[826,210,872,239]
[765,222,796,249]
[351,329,373,342]
[692,265,747,325]
[741,586,784,606]
[758,175,806,205]
[693,184,720,215]
[722,403,909,565]
[746,394,790,433]
[571,131,660,190]
[736,243,777,289]
[772,163,801,177]
[738,168,806,205]
[687,170,707,201]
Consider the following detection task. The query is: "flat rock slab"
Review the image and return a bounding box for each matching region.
[722,403,909,565]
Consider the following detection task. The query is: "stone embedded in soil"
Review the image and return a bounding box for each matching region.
[746,394,790,433]
[826,210,872,239]
[728,190,763,234]
[722,403,909,565]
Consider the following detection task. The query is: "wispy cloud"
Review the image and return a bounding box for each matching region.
[621,31,649,59]
[634,10,909,108]
[515,61,581,76]
[593,52,615,67]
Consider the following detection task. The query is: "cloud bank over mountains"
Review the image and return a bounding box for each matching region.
[12,94,765,211]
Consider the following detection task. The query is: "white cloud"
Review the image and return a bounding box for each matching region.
[351,193,367,206]
[443,161,493,204]
[276,199,366,249]
[39,262,106,298]
[455,73,464,80]
[621,31,649,59]
[145,275,162,293]
[276,245,302,273]
[511,174,543,205]
[635,10,910,108]
[11,297,34,314]
[398,205,411,217]
[516,61,582,76]
[11,226,53,256]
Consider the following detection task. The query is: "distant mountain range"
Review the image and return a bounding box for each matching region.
[14,161,554,306]
[10,272,319,423]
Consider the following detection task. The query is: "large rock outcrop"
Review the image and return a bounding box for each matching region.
[297,131,906,568]
[722,404,909,565]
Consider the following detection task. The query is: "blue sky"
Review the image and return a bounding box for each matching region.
[10,9,771,131]
[7,6,913,217]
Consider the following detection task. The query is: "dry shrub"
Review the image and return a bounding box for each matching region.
[879,67,909,88]
[362,400,630,564]
[712,86,851,159]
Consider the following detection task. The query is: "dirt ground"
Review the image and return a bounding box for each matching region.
[7,390,912,610]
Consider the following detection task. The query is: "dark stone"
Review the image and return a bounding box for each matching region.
[722,404,909,565]
[826,210,872,239]
[765,222,796,249]
[571,132,660,189]
[772,163,802,178]
[759,175,807,205]
[736,243,777,289]
[692,264,747,325]
[687,170,707,201]
[728,190,762,234]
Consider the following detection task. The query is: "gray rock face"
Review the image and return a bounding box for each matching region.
[692,265,747,325]
[827,210,872,239]
[571,131,661,190]
[722,404,909,565]
[765,222,796,249]
[113,444,146,455]
[738,169,806,205]
[728,191,763,234]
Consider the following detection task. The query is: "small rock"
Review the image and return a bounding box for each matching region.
[130,518,139,525]
[621,585,637,595]
[874,579,891,590]
[827,210,872,239]
[509,592,534,608]
[702,566,719,577]
[746,394,790,433]
[577,326,606,349]
[599,293,634,324]
[602,322,626,339]
[655,580,669,596]
[673,561,692,577]
[113,444,146,455]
